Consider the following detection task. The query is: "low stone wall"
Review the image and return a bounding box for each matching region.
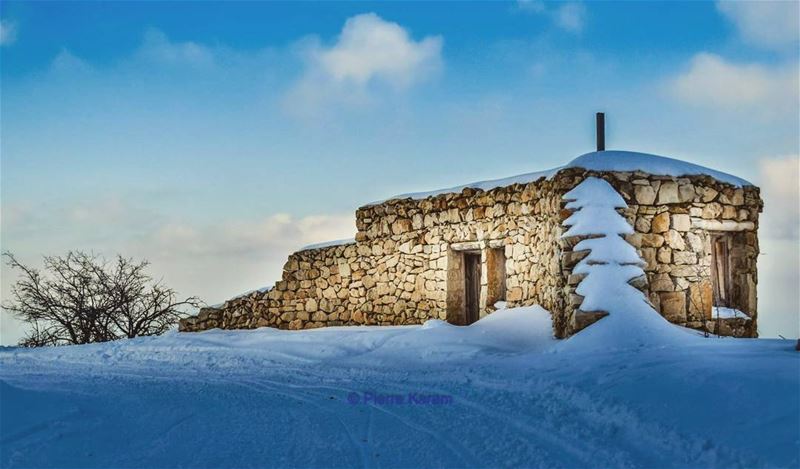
[181,242,360,331]
[556,168,762,338]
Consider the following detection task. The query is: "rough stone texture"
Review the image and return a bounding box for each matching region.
[180,167,762,339]
[181,174,568,334]
[552,169,761,338]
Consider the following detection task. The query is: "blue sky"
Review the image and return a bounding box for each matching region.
[1,1,798,343]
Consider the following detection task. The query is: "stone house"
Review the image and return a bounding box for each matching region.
[180,122,762,338]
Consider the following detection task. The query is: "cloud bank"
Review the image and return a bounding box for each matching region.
[717,1,800,49]
[668,52,799,117]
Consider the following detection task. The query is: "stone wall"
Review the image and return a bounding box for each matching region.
[556,168,762,338]
[181,176,570,332]
[180,168,762,339]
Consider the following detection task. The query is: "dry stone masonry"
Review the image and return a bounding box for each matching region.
[180,152,762,339]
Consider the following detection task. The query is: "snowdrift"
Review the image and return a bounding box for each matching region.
[1,304,798,469]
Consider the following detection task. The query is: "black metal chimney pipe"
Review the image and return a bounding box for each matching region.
[596,112,605,152]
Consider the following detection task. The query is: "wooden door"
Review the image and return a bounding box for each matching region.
[711,236,731,307]
[464,252,481,325]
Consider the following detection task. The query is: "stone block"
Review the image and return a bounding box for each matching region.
[641,247,657,271]
[659,292,687,322]
[678,184,695,203]
[657,247,672,263]
[673,251,696,265]
[641,233,665,248]
[562,250,589,269]
[507,287,523,301]
[665,230,686,250]
[657,181,679,204]
[671,214,691,232]
[700,187,718,202]
[635,216,651,233]
[702,203,723,219]
[634,185,657,205]
[688,281,713,319]
[650,273,674,292]
[651,212,670,233]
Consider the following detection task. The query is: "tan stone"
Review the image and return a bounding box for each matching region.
[634,217,651,233]
[641,234,665,248]
[673,251,696,265]
[686,232,704,252]
[722,205,737,219]
[280,312,296,322]
[507,287,523,301]
[700,187,718,202]
[665,230,686,250]
[731,189,744,206]
[688,281,713,319]
[651,212,670,233]
[391,218,413,234]
[634,185,657,205]
[311,311,327,322]
[657,247,672,263]
[288,319,304,330]
[671,214,691,232]
[626,233,643,248]
[702,203,723,219]
[562,250,589,269]
[657,181,679,204]
[304,298,318,312]
[641,247,657,271]
[678,184,695,203]
[659,292,686,322]
[651,273,674,292]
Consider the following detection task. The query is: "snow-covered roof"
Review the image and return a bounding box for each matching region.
[371,150,752,205]
[566,151,752,186]
[300,237,356,251]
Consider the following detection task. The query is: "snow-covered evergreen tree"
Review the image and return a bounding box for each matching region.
[561,177,684,349]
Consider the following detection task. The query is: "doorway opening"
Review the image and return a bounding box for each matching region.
[463,251,481,325]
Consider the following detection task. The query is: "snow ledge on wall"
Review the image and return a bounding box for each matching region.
[300,237,356,252]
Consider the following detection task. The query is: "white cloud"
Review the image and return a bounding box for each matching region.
[0,20,17,46]
[516,1,586,33]
[283,13,442,117]
[759,156,799,240]
[554,3,586,33]
[149,213,355,259]
[516,0,546,14]
[137,28,215,67]
[717,1,799,49]
[317,13,442,88]
[668,52,799,115]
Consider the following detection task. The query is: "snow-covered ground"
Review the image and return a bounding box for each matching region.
[1,306,797,469]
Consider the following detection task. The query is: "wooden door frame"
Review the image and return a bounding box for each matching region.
[710,233,733,307]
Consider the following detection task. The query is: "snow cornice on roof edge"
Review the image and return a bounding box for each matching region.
[366,150,753,207]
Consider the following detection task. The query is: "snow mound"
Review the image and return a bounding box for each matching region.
[565,151,751,187]
[371,150,750,205]
[560,177,690,350]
